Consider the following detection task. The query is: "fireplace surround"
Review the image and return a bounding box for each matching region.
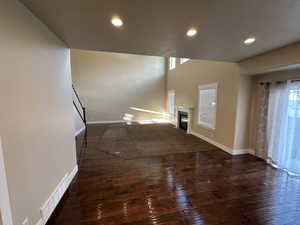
[178,111,188,131]
[175,106,193,134]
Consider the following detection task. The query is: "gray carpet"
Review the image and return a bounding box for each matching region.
[85,123,219,159]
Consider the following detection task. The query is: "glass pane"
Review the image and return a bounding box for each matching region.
[198,88,216,129]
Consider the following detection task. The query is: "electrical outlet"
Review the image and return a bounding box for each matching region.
[22,218,29,225]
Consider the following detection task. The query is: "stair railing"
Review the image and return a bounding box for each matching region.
[72,85,87,147]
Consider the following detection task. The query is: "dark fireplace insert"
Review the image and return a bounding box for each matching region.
[178,111,188,131]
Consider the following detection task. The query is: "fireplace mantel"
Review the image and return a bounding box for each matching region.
[175,106,194,134]
[176,106,193,112]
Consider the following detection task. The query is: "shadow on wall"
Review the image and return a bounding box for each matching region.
[122,107,170,124]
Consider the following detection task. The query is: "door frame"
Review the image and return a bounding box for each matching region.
[167,90,176,115]
[0,137,13,225]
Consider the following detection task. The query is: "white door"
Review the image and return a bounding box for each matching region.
[168,90,175,115]
[0,137,13,225]
[167,91,176,120]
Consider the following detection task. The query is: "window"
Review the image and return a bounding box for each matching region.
[198,83,218,129]
[265,81,300,175]
[168,90,176,115]
[169,57,176,70]
[288,89,300,118]
[180,58,190,64]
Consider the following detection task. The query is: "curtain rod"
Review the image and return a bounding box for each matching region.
[260,80,300,85]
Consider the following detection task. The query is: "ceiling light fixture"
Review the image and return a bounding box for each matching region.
[244,37,256,44]
[111,16,123,27]
[186,28,197,37]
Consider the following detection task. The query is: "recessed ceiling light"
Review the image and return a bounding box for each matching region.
[111,17,123,27]
[187,28,197,37]
[244,37,256,44]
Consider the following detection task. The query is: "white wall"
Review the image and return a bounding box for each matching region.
[0,0,77,224]
[71,49,166,122]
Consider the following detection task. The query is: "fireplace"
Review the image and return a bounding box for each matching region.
[175,106,193,134]
[178,111,188,131]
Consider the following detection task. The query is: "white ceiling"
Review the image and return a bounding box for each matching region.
[20,0,300,62]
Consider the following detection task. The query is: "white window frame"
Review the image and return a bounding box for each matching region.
[167,90,176,115]
[180,58,190,64]
[198,83,218,130]
[169,57,176,70]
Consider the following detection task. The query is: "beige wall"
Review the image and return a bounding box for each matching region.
[234,75,253,149]
[167,59,251,150]
[71,50,166,122]
[239,42,300,75]
[0,1,77,225]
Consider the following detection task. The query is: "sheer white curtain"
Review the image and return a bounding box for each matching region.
[267,81,300,175]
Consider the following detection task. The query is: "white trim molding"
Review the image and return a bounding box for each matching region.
[175,106,194,134]
[167,90,176,117]
[198,83,218,130]
[40,165,78,225]
[233,149,255,155]
[87,120,171,125]
[75,126,85,136]
[35,219,43,225]
[0,137,13,225]
[180,58,190,64]
[190,131,232,154]
[198,83,218,91]
[190,131,253,156]
[87,120,125,124]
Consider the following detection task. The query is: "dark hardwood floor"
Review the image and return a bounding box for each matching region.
[47,123,300,225]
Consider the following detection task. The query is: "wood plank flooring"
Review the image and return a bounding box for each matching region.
[47,123,300,225]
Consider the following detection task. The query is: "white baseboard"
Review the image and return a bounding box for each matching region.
[75,126,85,136]
[249,149,255,155]
[39,165,78,225]
[87,120,125,124]
[190,131,233,154]
[232,148,255,155]
[35,219,43,225]
[190,131,253,156]
[87,120,171,125]
[136,119,170,124]
[169,120,177,126]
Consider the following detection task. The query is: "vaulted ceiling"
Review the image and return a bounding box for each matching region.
[20,0,300,62]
